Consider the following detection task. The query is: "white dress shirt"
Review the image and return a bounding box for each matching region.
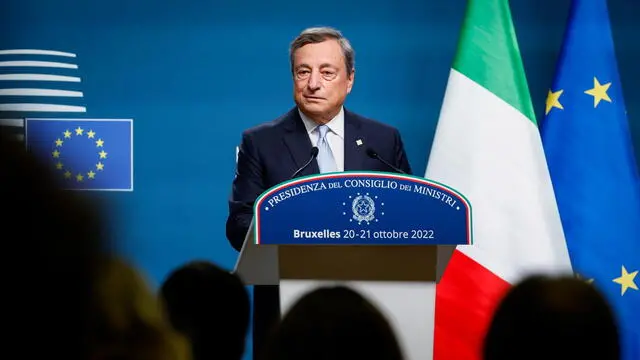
[298,107,345,172]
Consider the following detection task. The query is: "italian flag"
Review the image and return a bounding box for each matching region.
[425,0,573,359]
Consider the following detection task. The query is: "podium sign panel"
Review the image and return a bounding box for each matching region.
[254,171,472,246]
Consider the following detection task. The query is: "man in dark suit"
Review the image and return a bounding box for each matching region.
[226,26,412,360]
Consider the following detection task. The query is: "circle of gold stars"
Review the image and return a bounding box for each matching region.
[51,126,107,183]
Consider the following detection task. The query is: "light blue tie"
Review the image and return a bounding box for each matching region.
[316,125,337,173]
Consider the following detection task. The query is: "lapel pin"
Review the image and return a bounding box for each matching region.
[356,139,363,146]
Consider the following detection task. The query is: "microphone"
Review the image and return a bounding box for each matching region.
[290,147,319,179]
[366,147,406,174]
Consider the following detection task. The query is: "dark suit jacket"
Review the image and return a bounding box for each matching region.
[226,107,412,251]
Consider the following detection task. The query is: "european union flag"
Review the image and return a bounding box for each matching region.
[25,118,133,191]
[540,1,639,359]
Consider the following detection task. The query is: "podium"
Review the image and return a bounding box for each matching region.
[234,171,472,360]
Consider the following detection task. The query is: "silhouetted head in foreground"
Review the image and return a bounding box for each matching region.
[0,130,106,359]
[160,260,250,360]
[90,257,191,360]
[262,285,404,360]
[484,275,620,360]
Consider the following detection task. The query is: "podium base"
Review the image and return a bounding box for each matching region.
[280,279,436,360]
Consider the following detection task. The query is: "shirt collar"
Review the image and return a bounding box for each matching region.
[298,107,345,139]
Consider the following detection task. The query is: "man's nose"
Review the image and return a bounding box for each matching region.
[307,71,321,91]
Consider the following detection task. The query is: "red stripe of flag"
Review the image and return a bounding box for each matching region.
[434,250,511,360]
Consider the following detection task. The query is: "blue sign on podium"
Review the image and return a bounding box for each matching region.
[254,171,472,245]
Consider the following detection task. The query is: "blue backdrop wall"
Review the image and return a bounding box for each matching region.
[2,0,639,358]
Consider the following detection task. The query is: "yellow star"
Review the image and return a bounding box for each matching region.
[63,171,72,179]
[96,162,105,171]
[55,162,63,170]
[87,170,96,179]
[55,138,63,147]
[87,130,96,139]
[584,77,612,107]
[52,149,60,158]
[96,139,104,147]
[545,89,564,115]
[76,173,84,182]
[63,130,72,139]
[99,150,108,159]
[75,127,84,136]
[612,265,638,296]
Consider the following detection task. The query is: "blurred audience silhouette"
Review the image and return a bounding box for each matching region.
[1,129,188,360]
[262,285,404,360]
[1,129,105,359]
[90,256,191,360]
[484,274,620,360]
[161,260,250,360]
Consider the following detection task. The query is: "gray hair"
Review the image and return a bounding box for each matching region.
[289,26,355,74]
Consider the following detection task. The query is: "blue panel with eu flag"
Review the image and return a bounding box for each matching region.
[540,1,639,359]
[25,118,133,191]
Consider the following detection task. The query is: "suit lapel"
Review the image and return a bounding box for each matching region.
[344,109,366,171]
[282,108,319,175]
